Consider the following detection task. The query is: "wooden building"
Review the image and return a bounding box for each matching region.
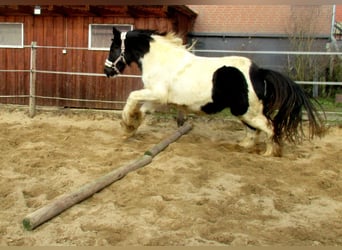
[0,5,197,109]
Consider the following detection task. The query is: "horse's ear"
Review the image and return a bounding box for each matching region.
[112,27,121,44]
[113,27,121,36]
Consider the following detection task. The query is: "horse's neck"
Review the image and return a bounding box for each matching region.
[141,42,193,84]
[144,38,192,66]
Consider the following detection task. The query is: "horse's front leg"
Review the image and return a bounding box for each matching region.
[121,89,162,136]
[121,102,143,136]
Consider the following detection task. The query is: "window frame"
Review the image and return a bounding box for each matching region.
[0,22,24,48]
[88,24,133,51]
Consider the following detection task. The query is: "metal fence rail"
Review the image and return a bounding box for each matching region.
[191,49,342,56]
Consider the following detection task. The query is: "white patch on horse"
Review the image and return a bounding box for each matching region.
[142,35,254,112]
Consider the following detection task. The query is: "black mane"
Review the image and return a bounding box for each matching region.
[124,29,158,68]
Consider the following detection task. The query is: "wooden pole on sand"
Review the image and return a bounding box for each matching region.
[22,123,192,231]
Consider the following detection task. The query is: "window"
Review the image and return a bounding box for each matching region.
[88,24,133,50]
[0,23,24,48]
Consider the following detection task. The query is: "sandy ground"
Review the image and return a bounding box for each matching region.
[0,106,342,246]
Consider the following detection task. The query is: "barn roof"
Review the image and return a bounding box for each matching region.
[0,5,197,18]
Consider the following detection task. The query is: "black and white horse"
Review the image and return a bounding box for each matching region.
[104,28,325,156]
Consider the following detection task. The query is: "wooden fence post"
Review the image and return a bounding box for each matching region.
[29,41,37,118]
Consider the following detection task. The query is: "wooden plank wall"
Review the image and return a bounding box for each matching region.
[0,14,192,109]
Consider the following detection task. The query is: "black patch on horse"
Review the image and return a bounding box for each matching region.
[249,63,267,100]
[125,30,156,68]
[201,66,249,116]
[249,63,274,118]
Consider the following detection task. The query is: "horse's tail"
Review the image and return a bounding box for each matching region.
[259,69,325,143]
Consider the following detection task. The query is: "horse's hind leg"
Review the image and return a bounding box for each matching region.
[238,122,260,148]
[240,114,281,156]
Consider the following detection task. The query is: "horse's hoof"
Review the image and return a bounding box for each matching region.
[120,120,137,137]
[238,140,255,148]
[262,143,282,157]
[176,111,186,127]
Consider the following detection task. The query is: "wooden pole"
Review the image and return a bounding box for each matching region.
[22,123,192,231]
[29,41,37,118]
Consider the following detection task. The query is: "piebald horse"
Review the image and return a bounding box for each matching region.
[104,28,325,156]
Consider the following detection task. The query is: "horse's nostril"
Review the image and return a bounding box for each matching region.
[104,67,113,77]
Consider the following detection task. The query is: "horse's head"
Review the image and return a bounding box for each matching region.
[104,28,155,77]
[104,27,128,77]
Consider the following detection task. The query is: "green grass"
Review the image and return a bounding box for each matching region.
[152,97,342,125]
[316,97,342,112]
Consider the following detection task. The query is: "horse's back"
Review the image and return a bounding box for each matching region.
[142,41,256,112]
[163,56,255,113]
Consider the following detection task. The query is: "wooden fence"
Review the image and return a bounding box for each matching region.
[0,43,342,117]
[0,42,143,111]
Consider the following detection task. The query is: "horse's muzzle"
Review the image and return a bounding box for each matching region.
[104,66,116,78]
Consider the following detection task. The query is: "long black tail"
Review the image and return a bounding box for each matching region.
[260,69,325,143]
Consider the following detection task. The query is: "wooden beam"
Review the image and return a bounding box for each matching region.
[0,4,196,18]
[51,5,95,17]
[0,0,338,5]
[0,5,33,15]
[88,5,127,17]
[127,5,168,18]
[22,123,193,231]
